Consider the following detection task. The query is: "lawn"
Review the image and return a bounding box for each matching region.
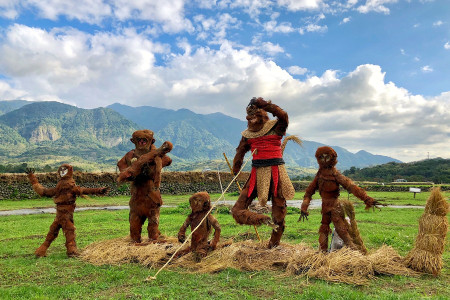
[0,192,449,299]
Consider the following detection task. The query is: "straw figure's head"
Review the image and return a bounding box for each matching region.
[189,192,211,213]
[315,146,338,169]
[57,164,73,180]
[246,97,269,132]
[131,129,155,152]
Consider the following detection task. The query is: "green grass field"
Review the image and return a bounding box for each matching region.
[0,192,449,299]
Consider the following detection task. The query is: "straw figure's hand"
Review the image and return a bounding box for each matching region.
[298,210,309,222]
[25,168,35,175]
[178,232,186,243]
[364,197,385,211]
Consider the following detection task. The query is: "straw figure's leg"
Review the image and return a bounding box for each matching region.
[231,182,271,225]
[269,194,287,248]
[147,208,161,240]
[62,212,78,257]
[331,209,357,250]
[319,212,332,252]
[35,219,61,257]
[129,212,144,243]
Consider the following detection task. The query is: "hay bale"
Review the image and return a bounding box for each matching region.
[424,187,449,216]
[368,245,419,277]
[81,238,419,285]
[80,236,181,268]
[404,187,448,275]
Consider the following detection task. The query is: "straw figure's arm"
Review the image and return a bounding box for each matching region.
[232,137,251,175]
[251,97,289,135]
[208,214,221,250]
[76,186,109,197]
[178,216,192,243]
[26,168,57,198]
[299,175,319,221]
[335,171,380,209]
[118,141,173,183]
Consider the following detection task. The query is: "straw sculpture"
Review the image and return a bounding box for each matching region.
[404,187,449,275]
[340,199,368,254]
[81,238,417,285]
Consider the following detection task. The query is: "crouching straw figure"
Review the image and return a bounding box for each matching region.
[177,192,221,262]
[26,165,108,257]
[299,146,382,252]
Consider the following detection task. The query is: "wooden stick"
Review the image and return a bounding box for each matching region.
[223,153,262,244]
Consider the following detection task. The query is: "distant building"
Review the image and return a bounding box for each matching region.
[394,179,407,182]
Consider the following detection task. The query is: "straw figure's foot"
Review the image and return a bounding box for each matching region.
[35,245,48,257]
[262,219,279,231]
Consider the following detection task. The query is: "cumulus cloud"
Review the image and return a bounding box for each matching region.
[263,20,296,34]
[445,42,450,50]
[433,20,443,26]
[357,0,398,14]
[288,66,308,75]
[277,0,323,11]
[0,24,448,162]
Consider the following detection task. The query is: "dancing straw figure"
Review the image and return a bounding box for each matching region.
[231,97,299,248]
[299,146,382,252]
[26,164,108,257]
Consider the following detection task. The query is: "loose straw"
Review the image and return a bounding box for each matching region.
[146,149,256,281]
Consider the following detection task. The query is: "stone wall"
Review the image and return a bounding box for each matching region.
[0,172,445,200]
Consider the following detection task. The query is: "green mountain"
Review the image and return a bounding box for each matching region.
[0,100,402,173]
[0,100,30,115]
[342,158,450,183]
[108,103,401,170]
[0,101,138,171]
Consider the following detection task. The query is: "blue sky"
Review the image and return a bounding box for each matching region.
[0,0,448,162]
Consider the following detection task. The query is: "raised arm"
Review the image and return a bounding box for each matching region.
[177,216,192,243]
[208,214,221,249]
[335,172,377,209]
[26,169,56,198]
[253,98,289,135]
[232,137,250,175]
[299,175,319,221]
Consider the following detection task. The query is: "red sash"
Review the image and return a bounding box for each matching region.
[247,135,282,198]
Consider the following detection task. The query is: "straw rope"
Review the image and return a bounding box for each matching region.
[146,149,257,281]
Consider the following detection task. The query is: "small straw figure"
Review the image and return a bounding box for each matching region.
[177,192,221,262]
[404,187,449,275]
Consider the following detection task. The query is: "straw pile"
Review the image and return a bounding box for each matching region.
[81,238,417,285]
[404,187,449,275]
[340,199,368,254]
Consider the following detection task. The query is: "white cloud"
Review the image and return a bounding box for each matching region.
[299,23,327,34]
[263,20,296,33]
[194,13,240,43]
[261,42,284,56]
[357,0,398,14]
[433,20,444,26]
[0,24,448,162]
[288,66,308,75]
[400,49,405,55]
[445,42,450,50]
[421,65,433,73]
[340,17,351,24]
[277,0,323,11]
[0,0,20,19]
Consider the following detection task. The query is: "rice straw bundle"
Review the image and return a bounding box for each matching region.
[340,199,368,254]
[81,240,418,285]
[404,187,449,275]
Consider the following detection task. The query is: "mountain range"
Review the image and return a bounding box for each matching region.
[0,100,401,173]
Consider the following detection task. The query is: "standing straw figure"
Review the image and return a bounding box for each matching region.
[299,146,381,252]
[26,165,108,257]
[404,187,449,275]
[117,129,173,243]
